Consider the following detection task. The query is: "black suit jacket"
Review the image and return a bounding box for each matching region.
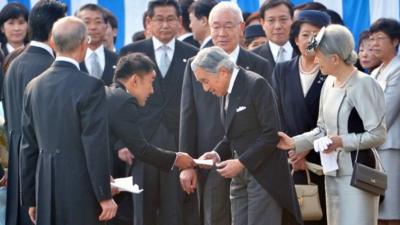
[181,34,200,48]
[106,82,176,171]
[201,38,213,49]
[20,61,111,225]
[119,38,198,144]
[180,47,273,159]
[214,69,302,225]
[80,47,118,86]
[2,45,54,225]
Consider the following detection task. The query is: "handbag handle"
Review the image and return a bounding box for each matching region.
[291,167,312,185]
[353,135,386,172]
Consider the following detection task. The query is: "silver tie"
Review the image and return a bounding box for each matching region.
[276,47,286,63]
[90,52,102,79]
[159,45,171,78]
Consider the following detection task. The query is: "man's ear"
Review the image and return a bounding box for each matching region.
[49,36,56,50]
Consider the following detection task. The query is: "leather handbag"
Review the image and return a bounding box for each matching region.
[350,136,387,196]
[294,169,323,221]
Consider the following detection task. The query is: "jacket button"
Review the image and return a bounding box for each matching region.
[56,149,61,154]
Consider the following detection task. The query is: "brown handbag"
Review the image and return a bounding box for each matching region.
[294,169,323,221]
[350,136,387,196]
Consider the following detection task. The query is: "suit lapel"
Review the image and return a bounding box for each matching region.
[102,49,114,82]
[236,48,251,70]
[264,44,276,67]
[162,40,187,102]
[225,69,245,131]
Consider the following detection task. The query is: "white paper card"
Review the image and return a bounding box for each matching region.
[194,159,214,166]
[111,176,143,194]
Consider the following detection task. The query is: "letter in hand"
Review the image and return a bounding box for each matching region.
[277,132,295,150]
[179,168,197,194]
[198,151,220,169]
[175,152,196,170]
[99,199,118,221]
[28,207,36,224]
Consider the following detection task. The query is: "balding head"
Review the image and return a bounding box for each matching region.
[52,16,87,54]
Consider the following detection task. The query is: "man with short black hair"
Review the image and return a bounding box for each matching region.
[119,1,198,225]
[76,4,118,86]
[3,1,66,224]
[188,0,216,49]
[253,0,295,67]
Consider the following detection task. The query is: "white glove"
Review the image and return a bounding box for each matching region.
[313,136,332,152]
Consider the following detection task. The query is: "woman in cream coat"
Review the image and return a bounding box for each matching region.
[277,24,386,225]
[369,18,400,225]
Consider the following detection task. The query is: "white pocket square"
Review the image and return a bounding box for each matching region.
[236,106,246,112]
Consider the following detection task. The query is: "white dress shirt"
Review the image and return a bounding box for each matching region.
[55,56,80,70]
[84,45,105,74]
[30,41,54,57]
[269,41,293,63]
[228,45,240,64]
[153,37,175,69]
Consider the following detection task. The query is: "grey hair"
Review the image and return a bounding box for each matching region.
[191,46,235,74]
[209,1,244,24]
[318,24,358,65]
[52,16,87,53]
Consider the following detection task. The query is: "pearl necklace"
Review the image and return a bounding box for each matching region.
[299,57,319,75]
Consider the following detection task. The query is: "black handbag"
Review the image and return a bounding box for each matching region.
[350,136,387,196]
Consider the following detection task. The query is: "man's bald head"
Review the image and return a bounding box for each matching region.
[52,16,88,53]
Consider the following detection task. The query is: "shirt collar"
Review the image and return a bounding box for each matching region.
[55,56,80,70]
[227,67,239,94]
[85,44,104,59]
[153,37,175,51]
[228,45,240,64]
[200,36,212,49]
[30,41,54,57]
[268,41,292,61]
[6,43,15,53]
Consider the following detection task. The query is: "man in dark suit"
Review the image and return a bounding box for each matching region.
[177,0,200,48]
[252,0,295,67]
[179,2,272,225]
[119,1,198,225]
[106,53,195,173]
[188,0,216,49]
[191,46,303,225]
[2,2,66,225]
[76,4,118,86]
[20,16,118,225]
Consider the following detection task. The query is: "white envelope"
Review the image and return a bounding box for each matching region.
[111,176,143,194]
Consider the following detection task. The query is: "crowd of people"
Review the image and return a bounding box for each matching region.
[0,0,398,225]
